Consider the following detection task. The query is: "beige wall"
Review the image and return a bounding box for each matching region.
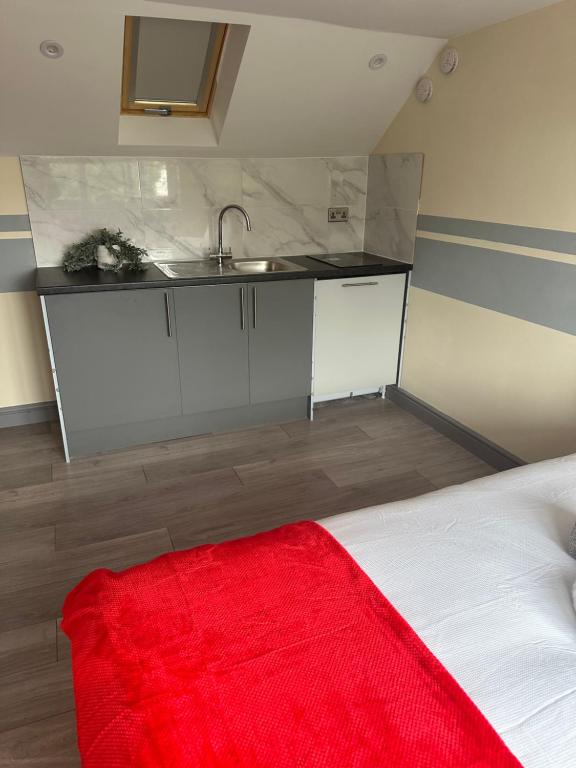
[0,157,30,215]
[0,157,53,409]
[375,0,576,230]
[402,289,576,462]
[375,0,576,462]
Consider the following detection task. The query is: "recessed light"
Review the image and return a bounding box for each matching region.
[40,40,64,59]
[369,54,387,70]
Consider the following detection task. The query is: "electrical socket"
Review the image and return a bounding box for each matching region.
[328,207,349,223]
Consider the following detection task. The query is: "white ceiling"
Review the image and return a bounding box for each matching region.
[0,0,557,157]
[154,0,561,38]
[0,0,444,157]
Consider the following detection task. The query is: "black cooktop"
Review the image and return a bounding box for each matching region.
[307,252,388,268]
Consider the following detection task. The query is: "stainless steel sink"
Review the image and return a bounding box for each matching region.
[155,258,306,279]
[155,261,227,279]
[230,259,302,274]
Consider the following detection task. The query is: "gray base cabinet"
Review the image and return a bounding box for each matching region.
[174,280,314,412]
[248,280,314,404]
[44,279,314,458]
[45,289,182,432]
[174,284,250,415]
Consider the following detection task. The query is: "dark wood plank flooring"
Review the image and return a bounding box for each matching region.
[0,397,495,765]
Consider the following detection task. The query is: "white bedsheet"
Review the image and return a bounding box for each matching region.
[322,454,576,768]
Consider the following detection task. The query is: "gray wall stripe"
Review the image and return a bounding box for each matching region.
[0,214,31,232]
[0,238,37,292]
[412,237,576,336]
[418,214,576,256]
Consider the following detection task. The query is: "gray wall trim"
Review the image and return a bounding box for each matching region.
[412,236,576,336]
[417,214,576,256]
[0,400,57,429]
[0,238,37,292]
[385,385,524,471]
[0,214,31,232]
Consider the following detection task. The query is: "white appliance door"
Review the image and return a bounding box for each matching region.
[313,274,406,401]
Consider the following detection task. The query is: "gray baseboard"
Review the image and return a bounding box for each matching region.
[0,400,58,429]
[385,385,525,471]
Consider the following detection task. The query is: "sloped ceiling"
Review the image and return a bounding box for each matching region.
[0,0,559,157]
[0,0,448,156]
[161,0,561,38]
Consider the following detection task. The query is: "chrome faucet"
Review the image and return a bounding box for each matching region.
[210,204,252,265]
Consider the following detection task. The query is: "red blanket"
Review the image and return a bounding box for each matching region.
[63,521,522,767]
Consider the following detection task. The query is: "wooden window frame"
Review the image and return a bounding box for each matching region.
[121,17,228,118]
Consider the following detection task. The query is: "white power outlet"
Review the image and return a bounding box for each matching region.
[328,207,349,223]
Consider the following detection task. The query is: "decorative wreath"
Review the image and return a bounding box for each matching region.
[62,228,147,273]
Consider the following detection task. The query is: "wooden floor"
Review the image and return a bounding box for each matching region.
[0,397,495,765]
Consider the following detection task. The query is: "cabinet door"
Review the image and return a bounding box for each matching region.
[313,274,406,400]
[174,284,250,414]
[248,279,314,404]
[45,289,182,431]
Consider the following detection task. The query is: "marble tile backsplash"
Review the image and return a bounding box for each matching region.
[364,153,423,264]
[21,156,368,267]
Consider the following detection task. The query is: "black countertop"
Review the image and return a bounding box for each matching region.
[35,253,412,295]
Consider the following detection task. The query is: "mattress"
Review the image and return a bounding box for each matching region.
[323,453,576,768]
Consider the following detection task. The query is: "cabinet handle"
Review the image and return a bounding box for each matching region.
[164,292,172,337]
[252,286,257,329]
[240,287,246,331]
[342,282,379,288]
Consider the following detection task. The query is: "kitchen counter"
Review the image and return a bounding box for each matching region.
[35,253,411,295]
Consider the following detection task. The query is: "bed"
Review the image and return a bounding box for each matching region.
[63,454,576,767]
[323,454,576,768]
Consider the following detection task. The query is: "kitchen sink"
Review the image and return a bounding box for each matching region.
[155,261,226,278]
[230,259,302,274]
[155,258,306,279]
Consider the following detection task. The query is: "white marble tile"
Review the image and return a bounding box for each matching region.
[21,157,141,212]
[30,210,146,267]
[325,157,367,253]
[142,207,244,262]
[363,153,422,263]
[23,155,375,268]
[139,158,242,211]
[327,156,368,209]
[364,207,418,264]
[366,153,423,212]
[242,206,328,258]
[241,159,330,208]
[326,205,365,254]
[142,209,211,261]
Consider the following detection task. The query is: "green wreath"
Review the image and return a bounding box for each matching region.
[62,228,147,273]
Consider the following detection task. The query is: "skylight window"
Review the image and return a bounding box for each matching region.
[121,17,227,117]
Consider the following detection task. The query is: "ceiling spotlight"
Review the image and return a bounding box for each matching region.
[40,40,64,59]
[369,54,387,70]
